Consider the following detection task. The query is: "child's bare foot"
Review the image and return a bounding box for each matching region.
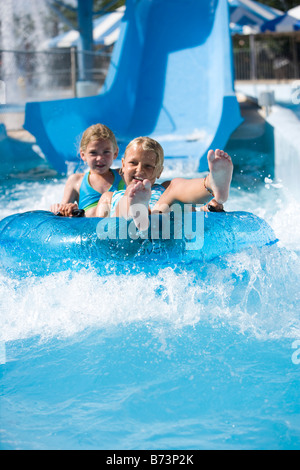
[206,149,233,204]
[128,179,151,231]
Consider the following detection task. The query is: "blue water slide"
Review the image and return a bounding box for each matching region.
[24,0,243,174]
[0,122,45,177]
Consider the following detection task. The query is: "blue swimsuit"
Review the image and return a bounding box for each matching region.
[110,184,166,216]
[78,168,125,212]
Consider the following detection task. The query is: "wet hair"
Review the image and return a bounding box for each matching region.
[80,124,118,152]
[124,136,164,170]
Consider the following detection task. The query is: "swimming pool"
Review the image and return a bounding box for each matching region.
[0,119,299,450]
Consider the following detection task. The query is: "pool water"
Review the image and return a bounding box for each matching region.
[0,132,300,449]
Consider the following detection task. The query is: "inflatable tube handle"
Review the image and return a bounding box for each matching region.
[56,209,85,218]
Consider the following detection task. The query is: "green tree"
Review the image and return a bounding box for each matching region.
[52,0,125,30]
[95,0,125,12]
[258,0,300,11]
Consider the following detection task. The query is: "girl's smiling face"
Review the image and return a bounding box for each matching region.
[80,139,118,174]
[122,143,163,186]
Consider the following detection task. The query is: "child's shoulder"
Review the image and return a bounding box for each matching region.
[68,173,85,181]
[66,172,85,183]
[65,172,85,189]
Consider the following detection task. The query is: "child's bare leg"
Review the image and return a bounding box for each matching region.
[127,179,152,230]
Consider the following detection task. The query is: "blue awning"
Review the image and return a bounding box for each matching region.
[261,13,300,33]
[228,0,284,35]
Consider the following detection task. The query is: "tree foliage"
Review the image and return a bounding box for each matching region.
[94,0,125,12]
[54,0,125,30]
[258,0,300,11]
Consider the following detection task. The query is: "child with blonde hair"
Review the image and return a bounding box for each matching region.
[50,124,125,217]
[96,136,232,227]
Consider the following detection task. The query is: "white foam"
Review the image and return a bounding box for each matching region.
[1,243,299,345]
[0,179,66,220]
[0,341,6,365]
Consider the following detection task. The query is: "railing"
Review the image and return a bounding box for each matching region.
[0,47,112,104]
[234,34,300,81]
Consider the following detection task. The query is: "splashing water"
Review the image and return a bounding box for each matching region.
[0,159,299,450]
[0,0,50,102]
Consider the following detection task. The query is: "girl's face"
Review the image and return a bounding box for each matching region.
[122,144,163,186]
[80,139,118,174]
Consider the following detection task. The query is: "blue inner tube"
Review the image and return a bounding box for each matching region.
[0,210,278,276]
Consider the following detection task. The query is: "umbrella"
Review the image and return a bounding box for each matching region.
[289,6,300,20]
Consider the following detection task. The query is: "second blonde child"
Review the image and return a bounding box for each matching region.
[50,124,125,217]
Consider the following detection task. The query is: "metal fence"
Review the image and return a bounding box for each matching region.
[1,35,300,105]
[234,34,300,81]
[0,47,112,104]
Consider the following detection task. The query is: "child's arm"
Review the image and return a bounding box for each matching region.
[50,173,83,216]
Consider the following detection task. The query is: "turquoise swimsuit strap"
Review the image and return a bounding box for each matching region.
[79,168,125,211]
